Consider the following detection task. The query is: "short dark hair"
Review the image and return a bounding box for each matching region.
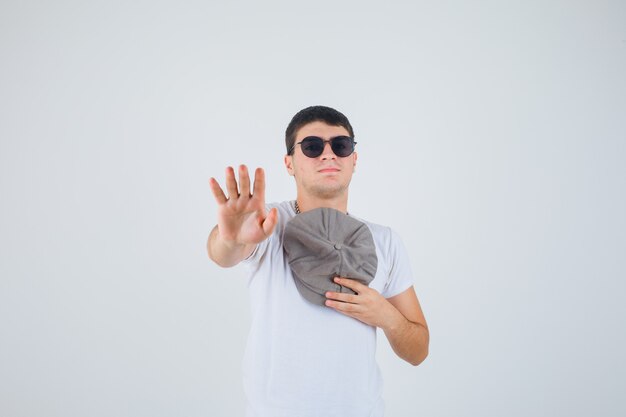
[285,106,354,155]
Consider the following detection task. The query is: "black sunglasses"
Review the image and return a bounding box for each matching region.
[289,136,357,158]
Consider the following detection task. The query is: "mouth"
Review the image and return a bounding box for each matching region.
[318,167,340,173]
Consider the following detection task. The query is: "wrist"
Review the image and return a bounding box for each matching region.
[214,226,245,250]
[381,305,408,333]
[220,236,245,250]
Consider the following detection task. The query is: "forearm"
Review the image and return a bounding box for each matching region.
[206,226,255,268]
[382,309,429,366]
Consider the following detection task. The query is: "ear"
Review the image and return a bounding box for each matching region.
[284,154,295,176]
[352,151,358,172]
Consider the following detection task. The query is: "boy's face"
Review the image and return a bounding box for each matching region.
[284,121,358,200]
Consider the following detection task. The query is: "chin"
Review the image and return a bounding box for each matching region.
[309,184,349,199]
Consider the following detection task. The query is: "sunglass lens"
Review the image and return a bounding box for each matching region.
[301,137,324,158]
[331,136,354,157]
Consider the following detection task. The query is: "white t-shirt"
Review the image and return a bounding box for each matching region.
[241,201,414,417]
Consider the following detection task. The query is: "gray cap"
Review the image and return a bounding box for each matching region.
[283,207,378,306]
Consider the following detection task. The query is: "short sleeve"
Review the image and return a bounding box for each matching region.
[381,229,415,298]
[241,235,271,270]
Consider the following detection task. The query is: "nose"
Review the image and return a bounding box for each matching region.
[320,141,336,160]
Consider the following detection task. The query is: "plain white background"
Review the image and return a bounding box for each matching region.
[1,1,625,416]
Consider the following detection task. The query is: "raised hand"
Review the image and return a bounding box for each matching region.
[209,165,278,259]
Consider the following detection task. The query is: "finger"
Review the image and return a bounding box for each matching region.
[224,166,239,199]
[325,299,359,313]
[325,291,358,304]
[252,167,265,201]
[262,207,278,237]
[239,165,251,197]
[209,177,228,205]
[334,277,366,293]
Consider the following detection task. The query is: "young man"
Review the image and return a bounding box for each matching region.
[207,106,429,417]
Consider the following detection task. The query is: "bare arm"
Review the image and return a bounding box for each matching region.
[325,280,429,366]
[207,165,278,268]
[206,225,257,268]
[383,286,429,366]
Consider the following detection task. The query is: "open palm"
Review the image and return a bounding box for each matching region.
[209,165,277,246]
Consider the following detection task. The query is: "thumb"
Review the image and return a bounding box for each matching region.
[262,207,278,237]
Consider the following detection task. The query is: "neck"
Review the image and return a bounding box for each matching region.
[295,194,349,214]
